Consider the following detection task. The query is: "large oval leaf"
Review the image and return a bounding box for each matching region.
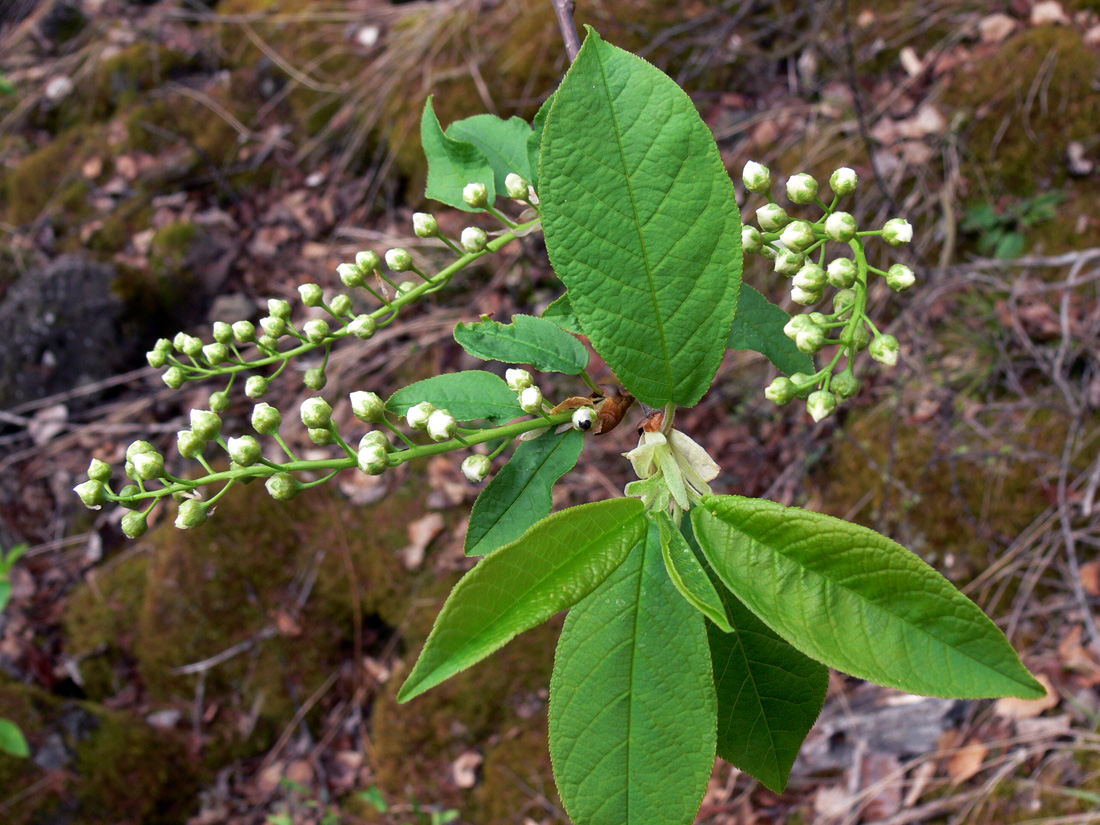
[465,428,584,556]
[421,96,495,211]
[550,522,716,825]
[692,496,1046,699]
[387,371,522,424]
[727,284,814,376]
[540,28,741,408]
[447,114,533,194]
[454,314,589,374]
[398,498,645,703]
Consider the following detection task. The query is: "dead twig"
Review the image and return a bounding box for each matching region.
[549,0,581,62]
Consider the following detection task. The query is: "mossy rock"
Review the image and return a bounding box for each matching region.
[0,127,98,227]
[0,680,198,825]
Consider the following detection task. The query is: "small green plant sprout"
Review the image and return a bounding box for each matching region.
[0,542,30,759]
[961,190,1066,259]
[79,26,1044,825]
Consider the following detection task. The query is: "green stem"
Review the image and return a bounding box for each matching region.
[580,370,602,394]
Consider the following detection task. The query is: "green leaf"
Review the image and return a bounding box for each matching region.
[541,293,585,336]
[0,719,29,758]
[465,429,584,556]
[0,581,10,614]
[453,314,589,374]
[447,114,534,195]
[549,522,716,825]
[692,495,1047,699]
[387,371,522,424]
[398,498,645,702]
[421,96,496,211]
[527,92,556,191]
[655,512,731,632]
[727,284,814,376]
[539,28,741,408]
[680,514,827,792]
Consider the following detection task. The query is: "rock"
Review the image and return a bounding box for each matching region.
[979,13,1017,44]
[1031,0,1068,26]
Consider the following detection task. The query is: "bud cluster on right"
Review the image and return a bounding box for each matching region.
[740,161,916,421]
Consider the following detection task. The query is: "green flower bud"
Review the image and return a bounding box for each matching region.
[338,262,365,288]
[172,332,188,352]
[175,498,208,529]
[780,220,817,252]
[831,371,860,400]
[759,243,778,260]
[257,334,280,352]
[833,288,858,319]
[840,322,871,351]
[358,430,391,452]
[572,407,597,431]
[413,212,439,238]
[793,264,827,291]
[756,203,789,232]
[741,225,763,254]
[121,510,148,538]
[212,321,234,345]
[252,402,282,435]
[298,283,324,307]
[355,250,380,272]
[304,368,327,390]
[308,427,334,445]
[233,320,256,343]
[117,484,141,508]
[147,348,168,369]
[783,314,815,340]
[154,338,173,354]
[806,389,838,422]
[462,181,489,208]
[209,391,230,413]
[396,281,417,298]
[227,435,262,466]
[830,167,858,196]
[795,325,826,353]
[824,211,857,242]
[786,173,819,204]
[329,294,353,317]
[461,453,492,482]
[131,450,165,481]
[406,401,436,430]
[385,248,413,271]
[427,409,457,442]
[742,160,771,194]
[190,409,222,441]
[764,376,796,405]
[519,386,543,414]
[163,367,186,389]
[203,343,230,365]
[505,368,532,392]
[268,299,292,320]
[88,458,112,483]
[869,334,900,366]
[181,335,204,359]
[885,263,916,291]
[505,173,529,200]
[774,248,804,276]
[348,315,377,339]
[350,391,385,423]
[826,258,858,288]
[788,373,816,398]
[245,376,269,399]
[300,397,332,429]
[265,473,300,501]
[460,227,488,253]
[74,479,106,508]
[177,429,206,459]
[882,218,913,247]
[357,443,388,475]
[127,441,156,461]
[260,315,286,338]
[791,286,823,306]
[303,318,330,344]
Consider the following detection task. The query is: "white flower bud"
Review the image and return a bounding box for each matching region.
[303,318,330,344]
[148,347,169,368]
[764,376,796,405]
[572,407,597,431]
[177,429,205,459]
[121,511,148,538]
[202,343,230,365]
[826,258,858,288]
[413,212,439,238]
[74,479,106,508]
[759,243,778,260]
[131,450,165,481]
[833,288,858,319]
[338,262,365,288]
[245,376,269,399]
[329,294,353,317]
[505,368,533,392]
[774,248,804,276]
[356,250,380,272]
[396,281,417,298]
[806,390,837,422]
[300,397,332,429]
[406,401,436,430]
[227,435,262,466]
[350,391,385,423]
[266,473,299,501]
[348,315,377,339]
[181,335,203,358]
[460,227,488,253]
[756,203,789,232]
[791,286,823,306]
[252,402,282,435]
[779,220,817,252]
[257,334,280,352]
[357,444,389,475]
[233,320,256,342]
[795,326,826,354]
[882,218,913,246]
[783,313,814,341]
[260,315,286,338]
[505,173,528,200]
[304,369,325,393]
[824,211,857,242]
[308,427,334,446]
[385,248,413,271]
[461,454,492,482]
[190,409,222,441]
[741,225,763,254]
[88,458,112,483]
[793,264,827,291]
[298,283,324,307]
[832,371,860,400]
[268,299,292,320]
[885,263,916,291]
[212,321,234,345]
[462,182,489,208]
[742,160,771,193]
[519,386,543,414]
[154,338,173,354]
[358,431,390,452]
[175,498,208,529]
[427,409,457,442]
[869,334,900,366]
[788,373,815,398]
[830,167,858,196]
[786,173,819,204]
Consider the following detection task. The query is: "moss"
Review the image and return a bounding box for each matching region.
[473,723,557,823]
[0,681,197,825]
[69,44,202,125]
[0,128,95,226]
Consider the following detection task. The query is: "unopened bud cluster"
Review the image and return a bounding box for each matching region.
[741,160,916,421]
